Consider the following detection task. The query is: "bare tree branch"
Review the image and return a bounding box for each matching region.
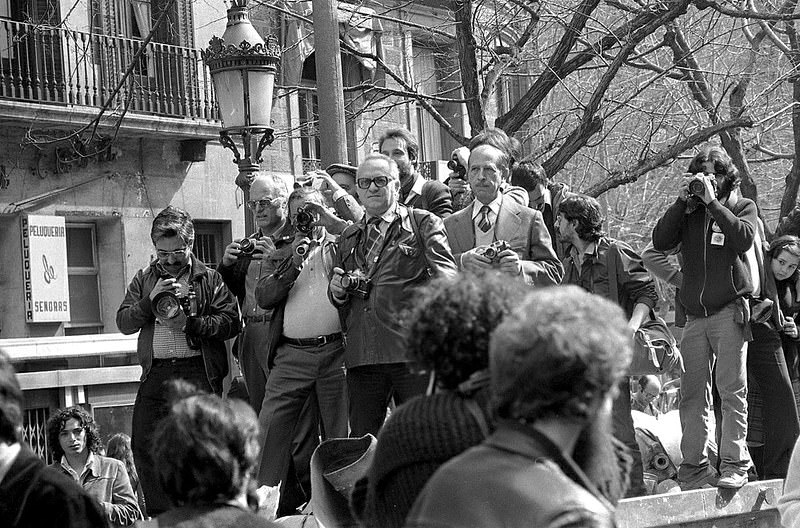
[584,116,755,196]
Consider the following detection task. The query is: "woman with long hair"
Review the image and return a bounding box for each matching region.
[107,433,146,519]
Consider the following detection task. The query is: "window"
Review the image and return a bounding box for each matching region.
[193,221,227,269]
[65,223,103,334]
[23,407,51,463]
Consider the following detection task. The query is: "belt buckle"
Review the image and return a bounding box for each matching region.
[315,335,326,346]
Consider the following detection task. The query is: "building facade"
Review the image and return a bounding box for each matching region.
[0,0,532,458]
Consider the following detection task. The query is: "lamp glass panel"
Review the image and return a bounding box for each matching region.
[212,69,246,128]
[248,70,275,127]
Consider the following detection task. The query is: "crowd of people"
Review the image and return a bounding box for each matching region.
[5,127,800,527]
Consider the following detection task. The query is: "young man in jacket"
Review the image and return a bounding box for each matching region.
[116,205,240,514]
[652,146,756,489]
[329,154,458,436]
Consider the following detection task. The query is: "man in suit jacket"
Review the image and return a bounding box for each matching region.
[444,140,563,286]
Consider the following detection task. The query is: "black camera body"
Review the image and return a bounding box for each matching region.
[447,158,466,179]
[341,271,371,299]
[476,240,511,264]
[688,175,717,197]
[238,237,260,257]
[295,207,317,234]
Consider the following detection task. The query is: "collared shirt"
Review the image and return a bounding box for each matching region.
[471,193,503,247]
[403,173,426,205]
[365,204,399,237]
[60,452,96,483]
[0,442,21,485]
[242,229,273,319]
[283,234,341,338]
[152,261,200,359]
[570,241,596,268]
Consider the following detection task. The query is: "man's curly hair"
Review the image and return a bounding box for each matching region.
[492,286,632,424]
[47,406,102,460]
[404,271,526,391]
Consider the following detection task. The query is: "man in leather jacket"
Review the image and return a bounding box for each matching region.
[116,206,239,515]
[329,154,458,436]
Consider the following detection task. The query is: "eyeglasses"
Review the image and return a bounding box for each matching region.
[156,247,189,258]
[356,176,390,189]
[247,197,285,210]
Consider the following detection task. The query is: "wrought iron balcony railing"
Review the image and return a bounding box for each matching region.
[0,19,218,121]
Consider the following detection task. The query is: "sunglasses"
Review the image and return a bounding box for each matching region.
[356,176,390,190]
[156,247,189,258]
[247,197,285,210]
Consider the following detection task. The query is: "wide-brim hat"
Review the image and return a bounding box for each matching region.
[305,434,377,528]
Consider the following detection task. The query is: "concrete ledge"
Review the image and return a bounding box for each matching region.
[0,333,138,361]
[0,100,222,139]
[17,365,141,390]
[617,479,782,527]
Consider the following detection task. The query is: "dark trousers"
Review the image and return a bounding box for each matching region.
[239,321,271,415]
[612,378,645,497]
[347,362,429,437]
[132,356,211,516]
[748,322,800,479]
[256,339,347,501]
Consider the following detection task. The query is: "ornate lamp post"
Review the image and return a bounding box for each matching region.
[203,0,280,233]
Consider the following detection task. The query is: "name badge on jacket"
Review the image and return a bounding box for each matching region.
[710,222,725,246]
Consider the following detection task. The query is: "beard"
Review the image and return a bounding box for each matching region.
[398,162,414,186]
[571,407,631,505]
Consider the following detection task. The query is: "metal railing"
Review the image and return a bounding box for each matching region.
[0,18,218,120]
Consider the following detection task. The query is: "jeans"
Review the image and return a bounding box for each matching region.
[131,356,211,516]
[347,363,429,437]
[678,303,751,482]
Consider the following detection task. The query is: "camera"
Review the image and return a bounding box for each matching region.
[475,240,511,264]
[688,175,716,197]
[295,238,311,257]
[238,237,260,257]
[341,270,371,299]
[447,158,466,179]
[295,206,317,234]
[152,280,200,349]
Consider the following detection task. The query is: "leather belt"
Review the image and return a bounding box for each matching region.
[244,314,270,324]
[281,332,342,347]
[152,356,202,366]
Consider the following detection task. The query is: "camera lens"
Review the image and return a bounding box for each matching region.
[153,291,182,319]
[688,179,706,196]
[239,238,256,256]
[340,275,353,289]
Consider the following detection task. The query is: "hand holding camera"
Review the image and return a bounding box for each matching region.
[496,248,522,276]
[294,206,319,234]
[291,236,312,266]
[448,147,471,195]
[784,318,798,339]
[330,266,371,301]
[680,173,717,205]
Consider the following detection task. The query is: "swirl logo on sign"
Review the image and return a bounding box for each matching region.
[42,254,57,284]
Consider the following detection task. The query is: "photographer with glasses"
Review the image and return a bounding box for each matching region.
[652,145,757,490]
[116,205,239,516]
[329,153,458,436]
[252,187,348,513]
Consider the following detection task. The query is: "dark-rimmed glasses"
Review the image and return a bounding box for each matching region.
[156,247,189,259]
[356,176,390,189]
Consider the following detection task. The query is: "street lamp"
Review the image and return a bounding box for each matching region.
[203,0,280,231]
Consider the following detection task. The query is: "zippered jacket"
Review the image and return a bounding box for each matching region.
[652,196,756,317]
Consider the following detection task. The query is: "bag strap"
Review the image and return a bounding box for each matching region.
[464,398,491,438]
[606,241,620,306]
[407,208,432,275]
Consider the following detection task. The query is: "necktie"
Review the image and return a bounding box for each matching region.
[364,217,384,269]
[478,205,492,233]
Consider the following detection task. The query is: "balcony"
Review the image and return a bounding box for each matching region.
[0,18,220,137]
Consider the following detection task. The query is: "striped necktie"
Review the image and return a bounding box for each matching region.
[364,217,384,269]
[478,205,492,233]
